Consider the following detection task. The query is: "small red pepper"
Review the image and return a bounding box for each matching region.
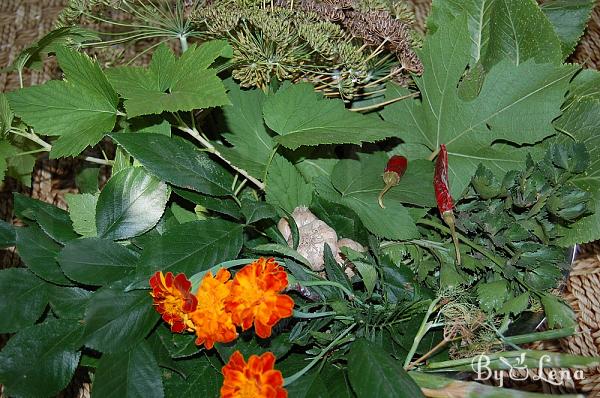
[378,155,408,208]
[434,145,461,265]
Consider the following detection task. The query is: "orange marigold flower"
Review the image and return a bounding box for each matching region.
[149,271,197,333]
[190,268,238,349]
[221,351,287,398]
[225,258,294,339]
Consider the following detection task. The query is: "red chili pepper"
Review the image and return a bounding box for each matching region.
[433,145,461,264]
[378,155,408,208]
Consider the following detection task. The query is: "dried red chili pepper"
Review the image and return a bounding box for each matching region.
[378,155,408,208]
[434,145,461,264]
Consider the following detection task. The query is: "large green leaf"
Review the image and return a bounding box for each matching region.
[14,192,78,243]
[48,285,92,320]
[111,133,233,197]
[555,99,600,245]
[16,225,71,285]
[541,0,595,58]
[0,319,84,398]
[82,279,159,353]
[137,219,243,277]
[58,238,138,285]
[93,342,164,398]
[265,154,313,213]
[96,167,169,240]
[7,46,118,158]
[0,268,49,333]
[429,0,562,67]
[105,42,229,117]
[216,81,275,180]
[263,83,397,150]
[162,354,222,398]
[0,219,15,248]
[65,192,98,237]
[347,339,424,398]
[381,16,576,198]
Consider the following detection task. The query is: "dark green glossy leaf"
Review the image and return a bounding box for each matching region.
[16,225,71,285]
[111,133,234,197]
[162,353,223,398]
[0,268,49,333]
[96,167,170,240]
[0,319,84,398]
[241,197,277,224]
[173,188,242,219]
[265,154,313,213]
[82,279,159,353]
[155,324,199,359]
[93,342,164,398]
[541,0,594,58]
[323,244,351,298]
[0,219,15,248]
[348,338,424,398]
[48,285,92,320]
[58,238,138,285]
[137,219,243,277]
[14,193,78,243]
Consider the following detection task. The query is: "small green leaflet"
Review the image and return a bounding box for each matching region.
[7,46,119,158]
[105,42,230,117]
[381,16,577,198]
[429,0,562,67]
[555,99,600,245]
[541,0,595,58]
[263,83,398,150]
[265,154,313,213]
[216,81,275,180]
[65,192,98,237]
[0,93,13,137]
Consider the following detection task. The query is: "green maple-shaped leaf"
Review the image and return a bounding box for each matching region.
[106,41,230,118]
[7,46,118,158]
[263,83,398,150]
[215,80,275,180]
[381,16,577,198]
[429,0,562,67]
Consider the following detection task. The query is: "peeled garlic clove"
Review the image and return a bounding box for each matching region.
[277,218,291,241]
[296,219,338,271]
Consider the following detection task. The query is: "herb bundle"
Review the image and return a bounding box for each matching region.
[1,0,600,397]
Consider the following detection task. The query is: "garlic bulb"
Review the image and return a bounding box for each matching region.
[277,207,338,271]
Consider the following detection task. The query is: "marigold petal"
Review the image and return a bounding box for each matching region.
[221,351,287,398]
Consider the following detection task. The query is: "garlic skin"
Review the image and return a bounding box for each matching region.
[277,207,338,271]
[278,207,366,275]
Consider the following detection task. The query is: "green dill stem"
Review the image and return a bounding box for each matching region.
[349,92,419,113]
[403,297,441,369]
[288,276,362,305]
[179,34,188,52]
[283,323,356,387]
[176,125,266,190]
[417,219,505,271]
[292,310,337,319]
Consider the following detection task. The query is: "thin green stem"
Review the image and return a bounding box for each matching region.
[417,219,505,270]
[83,157,113,166]
[403,297,441,369]
[293,310,337,319]
[283,323,356,386]
[288,276,361,305]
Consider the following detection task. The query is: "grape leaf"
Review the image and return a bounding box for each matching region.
[381,16,577,198]
[263,83,398,149]
[105,42,229,117]
[555,99,600,245]
[429,0,562,67]
[215,81,275,180]
[541,0,595,58]
[7,46,118,158]
[265,154,313,213]
[65,192,98,237]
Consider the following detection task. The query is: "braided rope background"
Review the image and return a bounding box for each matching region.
[1,0,600,396]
